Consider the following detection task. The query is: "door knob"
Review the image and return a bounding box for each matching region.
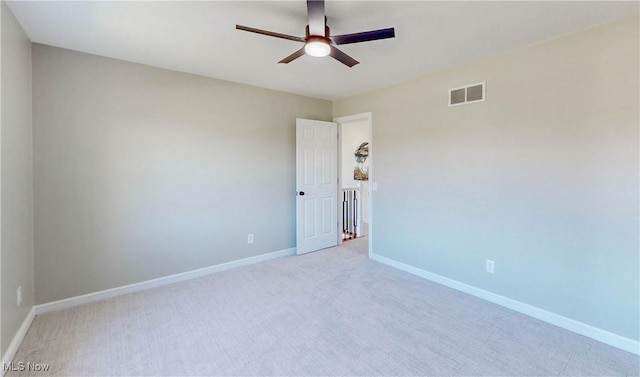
[298,191,305,196]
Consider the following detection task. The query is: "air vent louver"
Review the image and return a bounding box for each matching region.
[449,82,486,106]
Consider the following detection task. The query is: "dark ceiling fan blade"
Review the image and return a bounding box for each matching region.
[236,25,305,43]
[330,46,359,67]
[330,28,395,45]
[307,0,326,36]
[279,47,306,64]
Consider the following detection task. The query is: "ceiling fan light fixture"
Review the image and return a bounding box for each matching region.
[305,37,330,57]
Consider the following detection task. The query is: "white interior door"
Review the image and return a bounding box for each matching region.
[296,118,338,255]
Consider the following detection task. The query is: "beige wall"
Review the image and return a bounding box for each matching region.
[334,16,639,341]
[1,1,34,356]
[32,44,332,304]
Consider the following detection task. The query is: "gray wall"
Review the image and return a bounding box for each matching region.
[32,44,332,304]
[334,16,639,341]
[1,1,34,356]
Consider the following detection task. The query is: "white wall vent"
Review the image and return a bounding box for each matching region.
[449,82,486,106]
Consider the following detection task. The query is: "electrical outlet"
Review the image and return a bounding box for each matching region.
[17,286,22,306]
[247,234,254,244]
[486,259,495,274]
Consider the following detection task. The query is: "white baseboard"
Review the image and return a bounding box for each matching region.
[1,307,36,376]
[370,252,640,356]
[35,247,296,315]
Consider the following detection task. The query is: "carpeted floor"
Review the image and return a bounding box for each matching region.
[7,238,639,376]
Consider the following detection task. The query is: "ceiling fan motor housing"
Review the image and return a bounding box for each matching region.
[304,24,331,38]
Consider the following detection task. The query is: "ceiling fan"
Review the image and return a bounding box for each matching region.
[236,0,395,67]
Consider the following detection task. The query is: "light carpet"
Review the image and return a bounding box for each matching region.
[7,238,639,376]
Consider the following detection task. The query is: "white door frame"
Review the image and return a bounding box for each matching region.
[334,112,373,257]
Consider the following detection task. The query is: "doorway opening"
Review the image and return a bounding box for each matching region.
[334,113,373,257]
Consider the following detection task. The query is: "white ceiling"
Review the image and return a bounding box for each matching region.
[7,1,639,100]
